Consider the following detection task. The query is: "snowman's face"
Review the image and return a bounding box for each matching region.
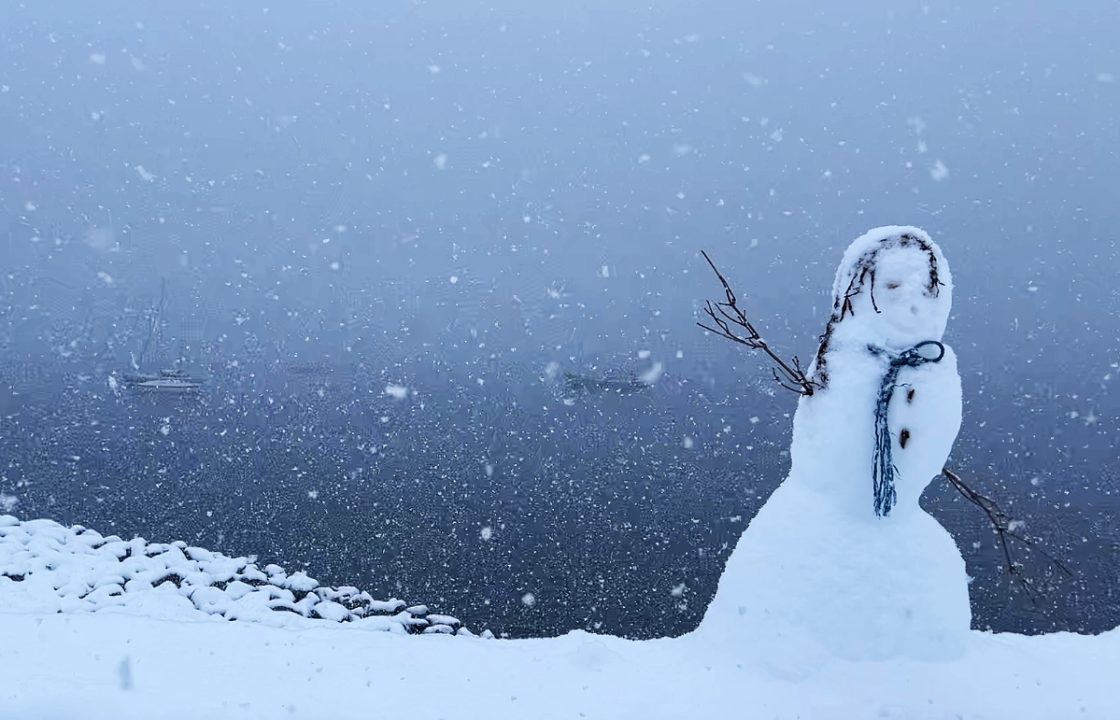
[868,245,949,348]
[813,226,952,386]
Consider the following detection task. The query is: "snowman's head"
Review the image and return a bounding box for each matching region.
[813,226,952,384]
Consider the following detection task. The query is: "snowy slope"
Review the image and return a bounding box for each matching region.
[1,592,1116,719]
[1,513,1117,720]
[0,515,474,636]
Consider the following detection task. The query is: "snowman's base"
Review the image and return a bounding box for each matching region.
[698,480,973,665]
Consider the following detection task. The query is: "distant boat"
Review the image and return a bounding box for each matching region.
[126,369,203,394]
[562,371,651,396]
[121,371,159,385]
[286,361,334,377]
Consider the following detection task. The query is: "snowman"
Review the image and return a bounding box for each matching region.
[697,226,971,668]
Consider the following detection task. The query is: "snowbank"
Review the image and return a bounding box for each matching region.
[0,515,474,636]
[1,514,1118,719]
[1,591,1117,719]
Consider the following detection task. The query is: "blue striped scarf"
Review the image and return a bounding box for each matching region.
[870,340,946,517]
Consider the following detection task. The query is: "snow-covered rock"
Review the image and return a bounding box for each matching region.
[0,515,479,637]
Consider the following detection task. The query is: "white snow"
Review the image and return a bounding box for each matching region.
[0,572,1116,719]
[0,516,465,636]
[637,361,663,385]
[384,383,410,400]
[84,226,117,251]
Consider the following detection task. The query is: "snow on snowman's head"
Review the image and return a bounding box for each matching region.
[813,226,952,383]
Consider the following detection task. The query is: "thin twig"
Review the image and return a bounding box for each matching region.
[942,467,1073,603]
[697,251,820,396]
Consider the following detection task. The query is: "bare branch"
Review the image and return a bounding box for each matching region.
[697,251,820,397]
[942,467,1073,603]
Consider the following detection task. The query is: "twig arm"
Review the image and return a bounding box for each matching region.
[942,467,1073,602]
[697,251,820,397]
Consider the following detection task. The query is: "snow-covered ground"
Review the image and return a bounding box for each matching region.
[1,513,1117,720]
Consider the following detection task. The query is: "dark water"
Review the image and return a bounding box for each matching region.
[2,340,1117,639]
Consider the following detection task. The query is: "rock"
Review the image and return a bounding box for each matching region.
[185,547,214,562]
[427,614,461,629]
[312,601,349,622]
[0,516,487,637]
[283,571,318,593]
[368,599,406,615]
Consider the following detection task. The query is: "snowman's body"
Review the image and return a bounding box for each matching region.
[698,226,971,666]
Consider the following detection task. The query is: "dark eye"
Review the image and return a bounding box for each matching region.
[885,282,901,290]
